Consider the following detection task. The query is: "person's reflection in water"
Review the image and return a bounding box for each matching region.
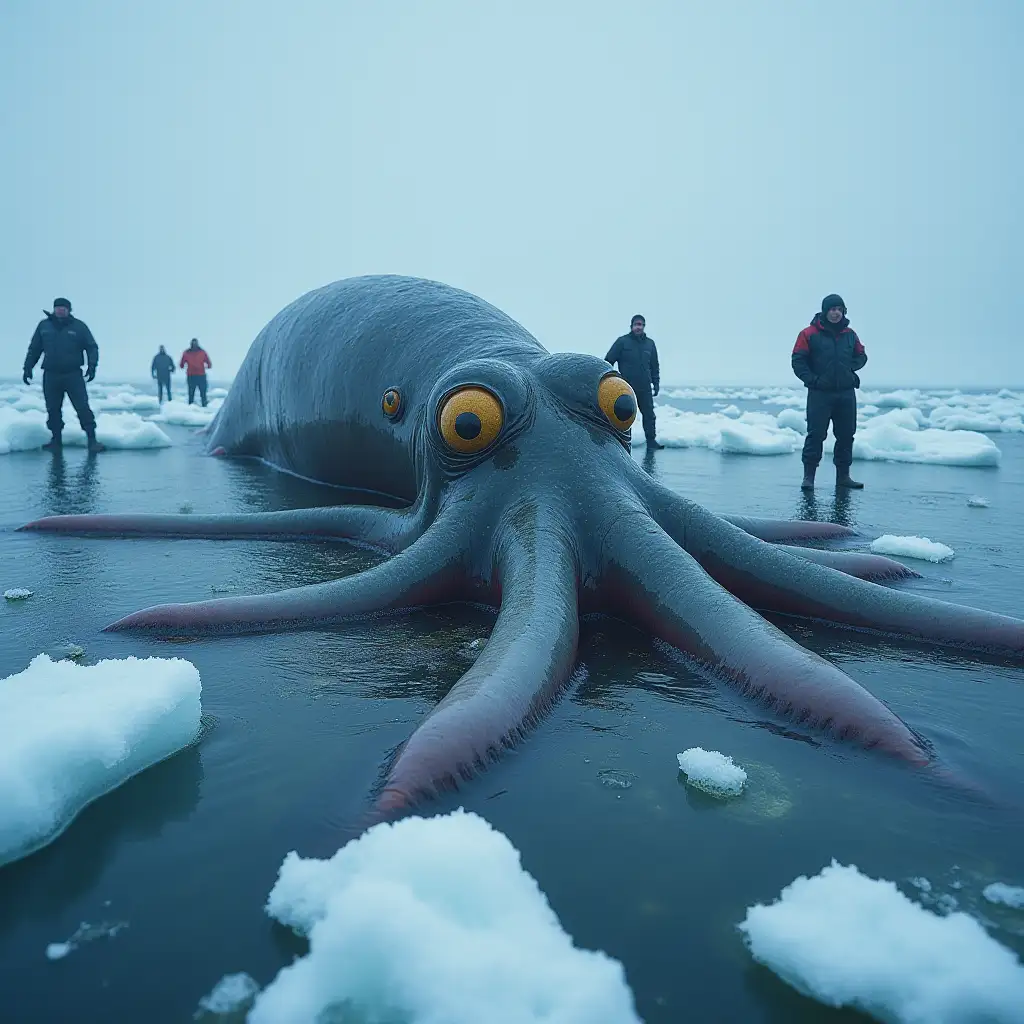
[794,483,856,529]
[641,446,659,477]
[45,450,100,517]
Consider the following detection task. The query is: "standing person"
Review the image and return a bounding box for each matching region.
[605,314,663,449]
[151,345,175,402]
[180,338,212,406]
[791,294,868,490]
[22,298,105,453]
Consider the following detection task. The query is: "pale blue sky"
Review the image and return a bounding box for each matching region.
[2,0,1020,386]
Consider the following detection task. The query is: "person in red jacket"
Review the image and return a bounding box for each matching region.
[180,338,212,406]
[791,294,867,490]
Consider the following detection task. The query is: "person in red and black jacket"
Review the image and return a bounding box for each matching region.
[180,338,212,406]
[791,294,867,490]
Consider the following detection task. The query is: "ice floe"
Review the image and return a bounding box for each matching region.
[677,748,747,797]
[3,588,32,600]
[249,808,641,1024]
[45,920,129,961]
[0,654,202,867]
[984,884,1024,910]
[870,535,955,563]
[739,861,1024,1023]
[195,973,261,1017]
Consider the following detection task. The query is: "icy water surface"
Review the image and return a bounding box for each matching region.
[1,413,1023,1022]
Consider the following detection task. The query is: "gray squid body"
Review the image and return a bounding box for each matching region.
[22,276,1024,811]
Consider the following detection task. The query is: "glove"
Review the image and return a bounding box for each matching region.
[653,386,659,397]
[85,367,96,383]
[22,371,31,385]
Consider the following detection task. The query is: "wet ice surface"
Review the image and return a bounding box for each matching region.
[0,380,1022,1022]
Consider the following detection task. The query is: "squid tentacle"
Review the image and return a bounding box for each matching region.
[720,514,857,543]
[377,505,580,812]
[102,512,467,635]
[760,545,919,582]
[19,503,427,554]
[603,518,930,763]
[685,502,1024,656]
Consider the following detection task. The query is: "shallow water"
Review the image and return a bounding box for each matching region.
[1,415,1022,1023]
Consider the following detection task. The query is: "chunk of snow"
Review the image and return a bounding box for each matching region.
[909,877,932,894]
[738,861,1024,1024]
[869,535,954,563]
[848,410,1001,467]
[148,399,221,426]
[967,496,990,508]
[984,884,1024,910]
[0,407,171,452]
[44,920,128,961]
[633,405,802,455]
[196,973,261,1015]
[3,588,32,600]
[251,808,641,1024]
[676,747,747,797]
[775,408,806,432]
[0,654,202,867]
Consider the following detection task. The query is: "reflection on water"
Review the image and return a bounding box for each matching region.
[0,427,1022,1023]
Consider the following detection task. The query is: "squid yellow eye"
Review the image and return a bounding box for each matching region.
[438,387,504,454]
[382,388,402,419]
[598,375,637,430]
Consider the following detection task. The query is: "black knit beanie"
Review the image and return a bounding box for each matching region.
[821,294,846,316]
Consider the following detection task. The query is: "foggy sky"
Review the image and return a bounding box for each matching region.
[3,0,1021,387]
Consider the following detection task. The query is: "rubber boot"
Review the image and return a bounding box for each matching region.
[647,438,665,450]
[42,432,62,451]
[836,467,863,489]
[800,463,815,490]
[86,431,106,453]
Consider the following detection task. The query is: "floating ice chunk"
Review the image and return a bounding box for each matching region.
[148,400,219,427]
[870,535,954,563]
[0,654,202,867]
[984,883,1024,910]
[776,408,806,432]
[721,404,742,418]
[3,588,32,600]
[44,920,128,961]
[252,808,641,1024]
[838,409,1002,466]
[633,405,801,455]
[677,747,747,797]
[195,973,260,1016]
[0,406,51,453]
[738,861,1024,1024]
[967,496,990,508]
[94,391,161,413]
[909,877,932,894]
[71,413,172,449]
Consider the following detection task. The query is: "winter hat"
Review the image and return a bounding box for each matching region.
[631,314,646,327]
[821,294,846,315]
[53,297,72,311]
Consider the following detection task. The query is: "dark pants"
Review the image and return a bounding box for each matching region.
[156,375,172,402]
[627,379,657,442]
[802,388,857,469]
[43,370,96,436]
[187,374,208,407]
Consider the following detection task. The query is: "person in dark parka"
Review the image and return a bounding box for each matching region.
[151,345,175,402]
[23,298,105,452]
[605,314,663,448]
[791,293,867,490]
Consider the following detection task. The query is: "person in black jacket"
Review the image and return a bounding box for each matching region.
[23,298,105,453]
[151,345,176,402]
[605,314,663,449]
[791,293,867,490]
